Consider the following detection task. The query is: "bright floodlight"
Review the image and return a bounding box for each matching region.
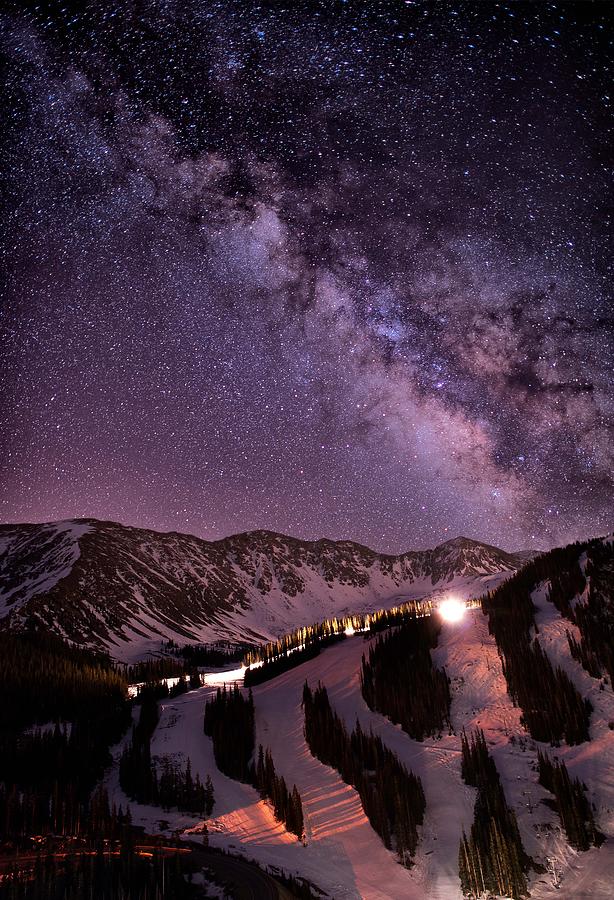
[438,597,466,623]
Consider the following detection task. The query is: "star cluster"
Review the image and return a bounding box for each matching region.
[1,1,612,552]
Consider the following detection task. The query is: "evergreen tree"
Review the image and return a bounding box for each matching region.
[120,690,214,816]
[0,631,132,845]
[482,552,592,744]
[203,689,304,838]
[458,729,532,899]
[203,685,255,782]
[303,681,425,866]
[537,750,601,850]
[243,595,435,682]
[360,615,451,740]
[0,844,202,899]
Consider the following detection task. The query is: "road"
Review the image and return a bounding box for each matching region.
[0,843,301,899]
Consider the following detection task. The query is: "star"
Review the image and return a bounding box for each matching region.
[0,1,611,552]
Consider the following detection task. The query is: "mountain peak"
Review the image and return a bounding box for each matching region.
[435,535,479,549]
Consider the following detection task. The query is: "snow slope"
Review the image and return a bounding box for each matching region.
[525,585,614,897]
[106,683,417,900]
[105,598,614,899]
[0,520,92,617]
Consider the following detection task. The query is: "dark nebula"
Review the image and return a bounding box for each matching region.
[1,1,612,551]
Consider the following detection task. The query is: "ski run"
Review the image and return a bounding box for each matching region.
[106,601,614,899]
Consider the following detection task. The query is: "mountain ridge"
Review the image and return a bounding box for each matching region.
[0,517,532,661]
[0,516,529,558]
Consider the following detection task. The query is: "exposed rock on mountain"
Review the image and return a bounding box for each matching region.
[0,519,528,660]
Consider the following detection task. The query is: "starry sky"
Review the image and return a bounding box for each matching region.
[1,1,612,553]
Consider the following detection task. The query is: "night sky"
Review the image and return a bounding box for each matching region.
[1,1,612,552]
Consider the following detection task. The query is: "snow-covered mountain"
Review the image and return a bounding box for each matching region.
[0,519,527,660]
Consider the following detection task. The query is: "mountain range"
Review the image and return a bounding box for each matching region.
[0,518,530,661]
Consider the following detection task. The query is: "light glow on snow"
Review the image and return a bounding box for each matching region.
[438,597,466,623]
[203,665,250,686]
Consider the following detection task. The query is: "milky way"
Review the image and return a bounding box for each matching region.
[1,2,612,552]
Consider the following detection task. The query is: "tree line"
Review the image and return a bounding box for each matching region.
[546,541,614,688]
[0,843,203,900]
[458,729,532,899]
[0,776,130,847]
[120,689,214,816]
[244,634,345,687]
[360,615,451,741]
[0,629,209,896]
[254,745,304,839]
[123,643,244,685]
[537,750,602,851]
[576,541,614,684]
[0,631,128,732]
[123,657,188,684]
[481,558,591,744]
[0,631,132,846]
[302,681,425,866]
[203,686,305,839]
[203,686,255,782]
[546,552,587,620]
[243,597,431,668]
[0,727,131,841]
[243,597,444,689]
[165,639,246,668]
[133,671,203,702]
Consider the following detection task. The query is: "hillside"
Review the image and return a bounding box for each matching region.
[0,519,525,660]
[104,534,614,899]
[1,531,613,897]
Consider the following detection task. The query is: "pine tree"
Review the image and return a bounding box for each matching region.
[303,681,425,866]
[360,616,451,740]
[537,750,601,850]
[458,729,531,899]
[482,555,592,745]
